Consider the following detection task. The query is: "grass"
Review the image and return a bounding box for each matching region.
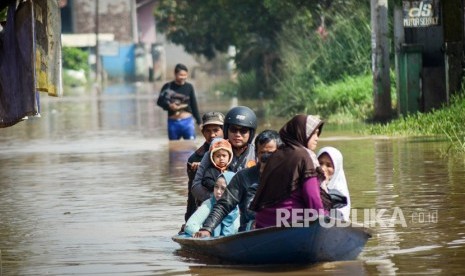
[367,94,465,153]
[312,74,375,123]
[270,73,396,124]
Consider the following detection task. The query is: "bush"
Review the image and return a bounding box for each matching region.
[62,47,89,73]
[272,3,372,119]
[367,94,465,137]
[313,74,374,122]
[62,47,90,88]
[211,71,262,99]
[367,93,465,153]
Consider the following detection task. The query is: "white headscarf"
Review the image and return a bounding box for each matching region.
[317,146,351,220]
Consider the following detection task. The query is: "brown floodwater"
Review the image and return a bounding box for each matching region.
[0,83,464,275]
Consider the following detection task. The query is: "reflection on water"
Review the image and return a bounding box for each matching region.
[1,84,465,275]
[168,141,198,181]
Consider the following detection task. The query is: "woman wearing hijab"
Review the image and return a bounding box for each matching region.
[317,146,351,221]
[184,171,239,237]
[249,115,327,229]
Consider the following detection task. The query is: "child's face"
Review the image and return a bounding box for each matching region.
[318,153,334,181]
[213,149,230,168]
[214,177,227,200]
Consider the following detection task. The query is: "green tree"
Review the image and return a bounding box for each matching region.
[154,0,333,98]
[273,2,372,117]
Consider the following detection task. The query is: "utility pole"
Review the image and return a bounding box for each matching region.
[371,0,391,122]
[95,0,101,90]
[393,3,404,117]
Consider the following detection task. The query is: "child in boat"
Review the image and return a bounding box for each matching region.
[193,130,283,238]
[183,111,224,224]
[184,171,240,237]
[317,146,350,221]
[191,106,257,204]
[200,138,233,194]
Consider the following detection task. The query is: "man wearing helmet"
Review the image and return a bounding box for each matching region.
[191,106,257,203]
[193,129,283,238]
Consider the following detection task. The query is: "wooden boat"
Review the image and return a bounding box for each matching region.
[172,218,372,265]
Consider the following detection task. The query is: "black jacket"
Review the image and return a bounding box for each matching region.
[184,142,210,222]
[202,167,222,191]
[156,81,201,125]
[200,165,259,233]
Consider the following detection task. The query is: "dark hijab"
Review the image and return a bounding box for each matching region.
[249,115,324,211]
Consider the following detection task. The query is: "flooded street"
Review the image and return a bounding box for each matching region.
[1,83,465,275]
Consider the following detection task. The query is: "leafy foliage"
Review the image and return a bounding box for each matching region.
[271,74,375,123]
[367,94,465,137]
[313,74,374,122]
[210,71,260,99]
[153,0,333,98]
[366,92,465,153]
[61,47,89,88]
[62,47,89,72]
[0,7,6,23]
[273,2,373,118]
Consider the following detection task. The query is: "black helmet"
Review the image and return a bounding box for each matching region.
[224,106,257,144]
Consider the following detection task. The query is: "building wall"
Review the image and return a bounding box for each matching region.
[156,33,198,77]
[61,0,199,81]
[137,1,156,44]
[72,0,135,43]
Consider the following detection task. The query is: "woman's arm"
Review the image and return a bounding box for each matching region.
[301,176,325,212]
[184,200,212,236]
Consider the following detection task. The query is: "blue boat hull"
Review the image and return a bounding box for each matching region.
[172,219,372,264]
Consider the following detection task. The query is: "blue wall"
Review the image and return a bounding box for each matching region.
[102,44,135,81]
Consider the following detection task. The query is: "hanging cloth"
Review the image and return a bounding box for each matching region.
[0,1,38,127]
[34,0,62,97]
